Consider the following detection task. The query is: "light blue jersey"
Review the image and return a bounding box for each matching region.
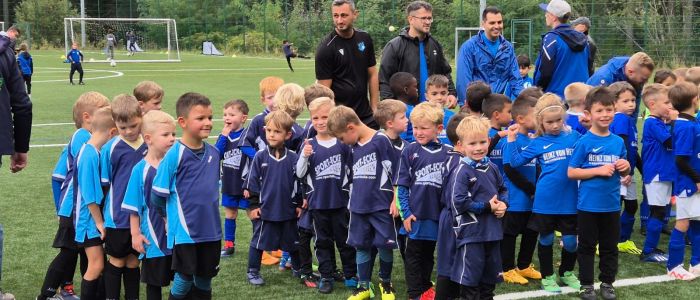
[72,144,104,243]
[57,129,92,217]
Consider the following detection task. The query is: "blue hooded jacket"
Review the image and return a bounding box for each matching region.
[0,35,32,155]
[533,24,591,98]
[587,57,643,117]
[456,30,522,105]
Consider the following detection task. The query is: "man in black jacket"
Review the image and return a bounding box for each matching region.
[379,1,456,107]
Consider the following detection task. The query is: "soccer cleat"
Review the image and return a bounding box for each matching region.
[347,286,373,300]
[220,241,235,257]
[318,278,334,294]
[379,282,396,300]
[300,273,320,288]
[419,287,436,300]
[503,269,529,285]
[689,264,700,276]
[0,291,13,300]
[541,275,562,293]
[58,284,80,300]
[332,270,345,282]
[516,264,542,280]
[640,249,669,263]
[617,240,642,255]
[78,82,85,85]
[69,82,75,85]
[261,251,280,265]
[560,271,581,290]
[345,276,359,288]
[667,265,697,281]
[600,283,616,300]
[247,269,265,286]
[578,285,596,300]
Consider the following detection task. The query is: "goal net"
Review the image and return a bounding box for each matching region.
[454,27,481,66]
[64,18,180,63]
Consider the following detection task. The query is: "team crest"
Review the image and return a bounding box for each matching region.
[338,49,344,56]
[357,42,366,52]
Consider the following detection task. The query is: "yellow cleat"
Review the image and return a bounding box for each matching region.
[517,264,542,280]
[379,282,396,300]
[503,269,529,285]
[618,240,642,255]
[347,286,373,300]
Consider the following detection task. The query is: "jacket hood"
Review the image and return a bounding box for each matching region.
[398,27,431,42]
[552,24,588,52]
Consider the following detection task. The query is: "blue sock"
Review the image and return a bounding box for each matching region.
[690,221,700,266]
[620,211,635,242]
[356,249,372,285]
[51,179,62,212]
[640,192,649,229]
[224,218,236,243]
[170,273,193,298]
[377,248,393,282]
[643,217,663,255]
[667,228,687,270]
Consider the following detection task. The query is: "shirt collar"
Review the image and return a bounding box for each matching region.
[461,156,490,169]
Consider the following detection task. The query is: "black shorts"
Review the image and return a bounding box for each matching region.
[503,211,533,236]
[77,237,104,248]
[105,228,139,258]
[53,216,78,250]
[527,213,577,236]
[250,219,299,251]
[141,255,174,287]
[172,241,221,278]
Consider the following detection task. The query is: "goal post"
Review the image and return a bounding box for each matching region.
[64,18,180,63]
[0,22,5,32]
[454,27,481,66]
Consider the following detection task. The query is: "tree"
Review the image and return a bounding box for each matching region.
[15,0,78,48]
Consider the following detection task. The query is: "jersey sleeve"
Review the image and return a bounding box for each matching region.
[315,42,335,80]
[505,139,539,167]
[122,164,144,214]
[239,117,261,151]
[383,136,401,185]
[52,147,69,181]
[99,140,113,186]
[78,148,104,205]
[152,144,179,198]
[215,135,228,160]
[674,125,694,156]
[245,152,262,194]
[396,147,412,187]
[649,120,672,144]
[452,166,489,215]
[365,34,377,68]
[568,140,587,168]
[610,115,628,136]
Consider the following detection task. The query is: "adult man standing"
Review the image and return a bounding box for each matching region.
[379,1,456,107]
[456,6,523,106]
[571,17,597,76]
[0,25,33,300]
[533,0,590,98]
[587,52,654,118]
[316,0,379,128]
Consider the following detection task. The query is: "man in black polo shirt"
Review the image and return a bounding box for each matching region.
[315,0,379,129]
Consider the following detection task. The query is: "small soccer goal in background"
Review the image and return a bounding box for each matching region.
[64,18,180,63]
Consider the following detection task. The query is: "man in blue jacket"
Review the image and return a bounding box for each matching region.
[533,0,591,99]
[587,52,654,118]
[456,6,522,106]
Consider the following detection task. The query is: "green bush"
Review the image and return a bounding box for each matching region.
[226,31,281,55]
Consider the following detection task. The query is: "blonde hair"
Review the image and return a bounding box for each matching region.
[264,110,295,133]
[642,83,670,107]
[456,115,490,141]
[308,97,335,113]
[374,99,407,130]
[629,52,655,72]
[110,94,142,123]
[259,76,285,97]
[72,91,110,128]
[327,105,362,135]
[410,102,444,125]
[534,93,568,137]
[91,107,116,133]
[142,110,176,134]
[133,81,164,103]
[304,84,335,106]
[685,67,700,85]
[274,83,306,119]
[564,82,592,107]
[674,67,689,81]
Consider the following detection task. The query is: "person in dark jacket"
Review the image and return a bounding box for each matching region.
[16,43,33,96]
[0,31,32,300]
[456,6,523,106]
[379,1,456,107]
[587,52,654,118]
[533,0,591,99]
[571,17,597,76]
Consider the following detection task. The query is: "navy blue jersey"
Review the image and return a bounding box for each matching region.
[502,133,536,212]
[122,160,170,258]
[569,132,627,212]
[100,137,148,229]
[610,112,638,173]
[302,121,318,144]
[239,109,270,151]
[349,132,400,213]
[152,142,222,247]
[642,116,676,183]
[505,130,580,214]
[67,49,82,64]
[439,109,455,145]
[296,138,351,210]
[488,128,506,175]
[397,142,451,221]
[446,158,507,245]
[673,117,700,197]
[72,144,104,243]
[57,129,92,217]
[246,147,300,221]
[217,128,249,196]
[566,112,588,135]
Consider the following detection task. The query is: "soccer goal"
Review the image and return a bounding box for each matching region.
[64,18,180,63]
[454,27,481,66]
[0,22,5,32]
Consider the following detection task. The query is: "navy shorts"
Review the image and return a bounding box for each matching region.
[172,241,221,278]
[451,241,503,286]
[141,255,174,287]
[436,209,456,277]
[347,210,397,250]
[250,219,299,251]
[105,228,139,258]
[221,194,249,209]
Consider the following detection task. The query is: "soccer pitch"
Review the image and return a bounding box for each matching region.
[0,50,698,299]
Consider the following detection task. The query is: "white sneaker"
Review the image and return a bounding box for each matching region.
[0,291,15,300]
[689,264,700,276]
[668,265,697,281]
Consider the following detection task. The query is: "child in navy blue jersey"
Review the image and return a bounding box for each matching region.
[639,84,676,264]
[100,94,146,300]
[391,72,420,143]
[568,87,630,299]
[239,76,284,163]
[506,94,581,293]
[484,94,512,175]
[667,82,700,280]
[424,75,455,145]
[447,115,507,299]
[297,97,356,293]
[397,102,451,299]
[152,93,222,299]
[500,98,541,285]
[216,99,251,257]
[122,110,176,300]
[609,82,643,255]
[327,105,400,300]
[564,83,592,135]
[244,110,303,286]
[302,83,336,142]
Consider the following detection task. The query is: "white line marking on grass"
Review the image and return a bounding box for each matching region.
[121,67,311,72]
[32,69,123,83]
[494,275,673,300]
[32,118,310,127]
[31,135,225,149]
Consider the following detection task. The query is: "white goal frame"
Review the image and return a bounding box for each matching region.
[64,17,181,63]
[0,22,5,32]
[454,27,482,66]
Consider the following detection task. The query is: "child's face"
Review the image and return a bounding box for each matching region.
[72,44,78,50]
[460,132,489,161]
[615,91,637,115]
[412,119,442,145]
[264,122,291,148]
[261,92,276,110]
[648,94,673,118]
[116,117,143,143]
[519,65,530,78]
[518,107,536,131]
[140,97,163,114]
[223,106,248,131]
[386,112,409,134]
[310,104,332,134]
[569,101,585,113]
[146,123,176,154]
[495,103,513,127]
[180,105,213,140]
[660,77,676,86]
[540,110,565,135]
[425,85,449,106]
[585,102,615,131]
[336,125,360,145]
[405,79,419,103]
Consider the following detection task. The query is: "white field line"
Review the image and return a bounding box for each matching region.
[494,275,673,300]
[32,69,124,83]
[32,135,226,149]
[33,118,310,127]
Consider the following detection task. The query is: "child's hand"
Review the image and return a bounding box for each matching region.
[615,159,630,174]
[96,222,106,240]
[302,199,308,209]
[132,233,150,254]
[243,190,250,199]
[247,208,261,220]
[498,130,508,138]
[221,121,234,136]
[302,139,313,158]
[506,124,519,142]
[390,199,399,218]
[597,164,616,177]
[494,207,506,218]
[621,175,632,186]
[489,196,500,212]
[296,207,302,218]
[668,109,679,121]
[579,115,592,129]
[403,215,417,233]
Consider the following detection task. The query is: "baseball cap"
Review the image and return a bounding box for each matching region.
[539,0,571,18]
